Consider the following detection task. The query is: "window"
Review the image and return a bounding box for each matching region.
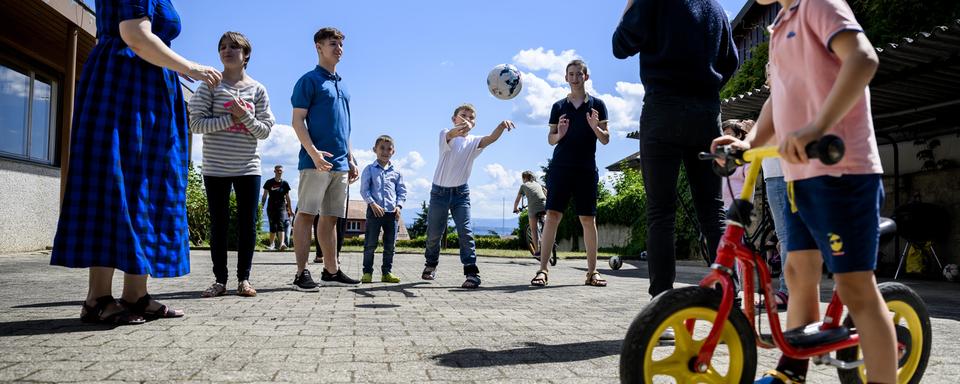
[0,61,58,164]
[347,220,361,231]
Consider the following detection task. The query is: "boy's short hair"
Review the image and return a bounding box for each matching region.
[522,171,535,181]
[313,27,345,44]
[220,31,252,68]
[374,135,394,147]
[452,103,477,119]
[274,164,283,170]
[566,59,589,75]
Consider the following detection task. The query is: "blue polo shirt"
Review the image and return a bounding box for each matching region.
[548,94,608,170]
[291,65,351,172]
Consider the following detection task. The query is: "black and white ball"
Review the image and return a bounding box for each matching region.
[609,255,623,270]
[944,263,959,282]
[487,64,523,100]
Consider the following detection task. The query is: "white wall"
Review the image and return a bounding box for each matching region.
[0,160,61,252]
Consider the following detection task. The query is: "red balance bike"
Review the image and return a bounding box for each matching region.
[619,136,931,383]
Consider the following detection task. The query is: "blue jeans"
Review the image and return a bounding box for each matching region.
[363,207,397,274]
[424,184,478,275]
[765,176,789,295]
[639,94,725,297]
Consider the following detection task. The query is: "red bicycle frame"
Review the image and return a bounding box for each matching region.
[689,147,860,371]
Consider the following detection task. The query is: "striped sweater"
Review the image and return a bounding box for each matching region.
[188,79,275,176]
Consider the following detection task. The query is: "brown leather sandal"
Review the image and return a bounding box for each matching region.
[584,271,607,287]
[121,294,184,319]
[530,270,548,286]
[80,295,145,325]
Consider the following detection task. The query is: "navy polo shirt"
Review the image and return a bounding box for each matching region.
[548,94,608,170]
[291,65,351,172]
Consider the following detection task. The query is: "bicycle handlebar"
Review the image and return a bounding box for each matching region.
[699,135,845,177]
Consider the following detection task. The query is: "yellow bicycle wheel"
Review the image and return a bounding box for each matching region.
[620,286,756,383]
[837,282,932,384]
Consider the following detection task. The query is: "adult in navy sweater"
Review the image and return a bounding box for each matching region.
[613,0,739,299]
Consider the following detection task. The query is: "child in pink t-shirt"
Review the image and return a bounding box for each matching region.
[712,0,895,383]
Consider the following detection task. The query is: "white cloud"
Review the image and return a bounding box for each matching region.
[510,48,644,135]
[482,163,522,189]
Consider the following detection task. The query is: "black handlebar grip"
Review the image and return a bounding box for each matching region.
[804,134,845,165]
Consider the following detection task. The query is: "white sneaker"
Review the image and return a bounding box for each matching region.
[265,246,275,251]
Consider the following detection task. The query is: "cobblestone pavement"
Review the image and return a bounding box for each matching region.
[0,250,958,383]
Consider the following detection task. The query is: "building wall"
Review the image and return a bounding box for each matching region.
[0,160,61,252]
[881,166,960,268]
[732,3,780,67]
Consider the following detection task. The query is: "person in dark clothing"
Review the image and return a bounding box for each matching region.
[613,0,739,306]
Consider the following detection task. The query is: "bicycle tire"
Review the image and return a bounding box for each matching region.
[836,282,932,384]
[620,286,757,383]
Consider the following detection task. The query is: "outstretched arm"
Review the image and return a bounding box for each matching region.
[478,120,515,149]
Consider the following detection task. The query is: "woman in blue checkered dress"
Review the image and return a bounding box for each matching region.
[51,0,221,324]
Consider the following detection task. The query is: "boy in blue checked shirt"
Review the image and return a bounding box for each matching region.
[360,135,408,283]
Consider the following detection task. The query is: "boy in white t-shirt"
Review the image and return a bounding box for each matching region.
[421,103,514,288]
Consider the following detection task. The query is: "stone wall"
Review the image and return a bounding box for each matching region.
[555,224,632,252]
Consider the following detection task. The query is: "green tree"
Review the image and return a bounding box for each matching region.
[407,201,429,238]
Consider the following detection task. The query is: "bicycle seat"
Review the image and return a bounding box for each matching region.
[879,217,897,242]
[783,322,851,348]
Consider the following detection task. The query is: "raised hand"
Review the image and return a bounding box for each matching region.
[497,120,515,132]
[587,108,600,129]
[557,114,570,138]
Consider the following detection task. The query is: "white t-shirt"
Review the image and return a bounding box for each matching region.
[761,157,783,179]
[432,129,484,187]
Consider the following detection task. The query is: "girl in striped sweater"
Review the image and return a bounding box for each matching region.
[189,31,275,298]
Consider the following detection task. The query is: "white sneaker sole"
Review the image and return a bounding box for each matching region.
[291,283,319,292]
[319,280,360,287]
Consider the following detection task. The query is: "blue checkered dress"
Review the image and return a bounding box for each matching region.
[51,0,190,278]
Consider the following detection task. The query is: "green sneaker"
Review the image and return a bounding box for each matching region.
[360,273,373,283]
[381,272,401,283]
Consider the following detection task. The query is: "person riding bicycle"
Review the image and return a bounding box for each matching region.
[513,171,547,255]
[710,0,895,383]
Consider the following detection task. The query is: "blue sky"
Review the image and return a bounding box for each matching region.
[85,0,749,225]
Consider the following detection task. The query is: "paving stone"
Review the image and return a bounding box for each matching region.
[1,251,958,383]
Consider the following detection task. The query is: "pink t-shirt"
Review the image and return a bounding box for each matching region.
[768,0,883,181]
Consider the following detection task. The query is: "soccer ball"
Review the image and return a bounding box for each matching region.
[944,264,959,282]
[487,64,523,100]
[609,255,623,270]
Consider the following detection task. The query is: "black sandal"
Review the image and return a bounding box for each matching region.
[121,294,184,319]
[422,266,437,280]
[80,295,145,325]
[461,275,481,289]
[530,270,548,286]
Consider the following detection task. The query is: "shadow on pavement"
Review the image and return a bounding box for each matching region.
[432,339,622,367]
[349,282,431,298]
[11,288,294,309]
[354,303,401,309]
[0,318,119,336]
[447,284,583,294]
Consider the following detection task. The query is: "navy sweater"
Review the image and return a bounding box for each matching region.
[613,0,739,99]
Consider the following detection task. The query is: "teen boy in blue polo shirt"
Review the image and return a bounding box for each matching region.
[360,135,407,283]
[289,27,361,290]
[530,59,610,288]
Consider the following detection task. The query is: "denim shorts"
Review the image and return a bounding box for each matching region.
[782,174,883,273]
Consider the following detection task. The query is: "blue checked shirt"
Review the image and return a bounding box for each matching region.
[360,161,407,213]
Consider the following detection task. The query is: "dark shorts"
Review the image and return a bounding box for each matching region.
[545,166,598,216]
[782,174,883,273]
[267,209,288,233]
